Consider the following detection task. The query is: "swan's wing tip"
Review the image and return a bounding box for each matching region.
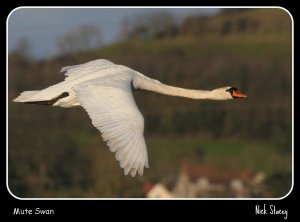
[123,165,146,177]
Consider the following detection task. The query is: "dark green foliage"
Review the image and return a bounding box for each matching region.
[265,171,292,197]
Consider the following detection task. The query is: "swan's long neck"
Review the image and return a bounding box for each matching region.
[133,74,213,100]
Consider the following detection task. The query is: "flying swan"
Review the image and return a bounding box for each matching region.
[13,59,247,177]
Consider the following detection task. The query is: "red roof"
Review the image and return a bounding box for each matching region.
[181,165,254,183]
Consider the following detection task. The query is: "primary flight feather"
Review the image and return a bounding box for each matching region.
[13,59,247,177]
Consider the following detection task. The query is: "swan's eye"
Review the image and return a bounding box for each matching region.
[226,87,237,93]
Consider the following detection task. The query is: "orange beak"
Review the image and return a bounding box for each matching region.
[232,90,248,99]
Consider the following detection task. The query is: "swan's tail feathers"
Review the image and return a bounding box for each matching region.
[13,91,69,106]
[13,91,40,103]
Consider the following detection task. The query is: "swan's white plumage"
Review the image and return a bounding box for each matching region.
[13,59,247,177]
[73,73,149,176]
[61,59,115,81]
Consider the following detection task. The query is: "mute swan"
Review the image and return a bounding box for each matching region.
[13,59,247,177]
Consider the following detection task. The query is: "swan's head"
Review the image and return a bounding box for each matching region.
[211,86,248,100]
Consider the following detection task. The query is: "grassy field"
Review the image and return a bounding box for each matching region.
[147,136,291,174]
[8,122,292,198]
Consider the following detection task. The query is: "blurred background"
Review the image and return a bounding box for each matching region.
[8,7,292,198]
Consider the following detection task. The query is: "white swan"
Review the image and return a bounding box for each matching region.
[13,59,247,177]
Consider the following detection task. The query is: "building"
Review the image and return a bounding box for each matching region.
[144,165,266,198]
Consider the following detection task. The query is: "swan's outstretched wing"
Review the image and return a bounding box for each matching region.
[61,59,116,81]
[73,75,149,177]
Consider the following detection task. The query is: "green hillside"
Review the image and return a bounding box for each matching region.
[181,8,291,38]
[8,8,292,198]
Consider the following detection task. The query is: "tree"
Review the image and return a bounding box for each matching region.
[57,25,102,54]
[10,37,32,60]
[119,12,179,40]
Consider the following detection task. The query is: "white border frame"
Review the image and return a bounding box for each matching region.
[6,6,294,200]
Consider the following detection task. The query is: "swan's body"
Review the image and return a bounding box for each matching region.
[13,59,247,177]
